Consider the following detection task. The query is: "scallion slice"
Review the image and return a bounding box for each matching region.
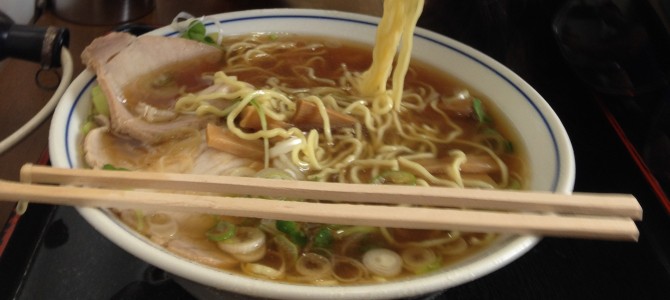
[371,170,416,185]
[313,227,333,248]
[206,220,236,241]
[472,97,491,124]
[276,220,307,247]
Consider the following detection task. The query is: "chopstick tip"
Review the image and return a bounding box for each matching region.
[19,163,34,183]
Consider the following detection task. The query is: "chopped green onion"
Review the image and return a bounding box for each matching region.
[313,227,333,248]
[274,235,299,266]
[182,20,218,46]
[481,127,514,153]
[290,232,308,247]
[502,139,514,153]
[134,210,145,231]
[401,247,442,274]
[371,170,416,185]
[295,252,332,278]
[276,220,299,233]
[206,220,236,241]
[472,97,490,124]
[276,220,307,247]
[507,179,522,190]
[81,120,96,135]
[418,256,443,274]
[102,164,128,171]
[91,86,109,117]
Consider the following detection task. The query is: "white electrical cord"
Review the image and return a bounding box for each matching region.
[0,47,73,155]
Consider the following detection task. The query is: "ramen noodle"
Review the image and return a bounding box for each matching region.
[80,0,527,285]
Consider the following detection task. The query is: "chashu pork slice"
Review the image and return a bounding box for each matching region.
[84,126,260,175]
[82,32,223,144]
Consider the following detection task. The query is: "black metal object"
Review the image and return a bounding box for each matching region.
[0,10,69,69]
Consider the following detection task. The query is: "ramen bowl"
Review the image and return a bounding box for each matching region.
[49,8,575,300]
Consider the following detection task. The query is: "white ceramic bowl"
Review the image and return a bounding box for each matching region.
[49,8,575,300]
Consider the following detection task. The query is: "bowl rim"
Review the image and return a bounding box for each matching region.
[48,8,575,300]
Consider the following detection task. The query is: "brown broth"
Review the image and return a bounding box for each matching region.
[109,33,528,285]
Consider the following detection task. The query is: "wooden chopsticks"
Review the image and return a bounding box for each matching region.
[0,163,642,241]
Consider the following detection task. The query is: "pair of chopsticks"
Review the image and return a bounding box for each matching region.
[0,163,642,241]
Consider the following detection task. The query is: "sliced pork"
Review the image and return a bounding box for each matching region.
[83,126,260,175]
[82,32,223,144]
[83,126,147,169]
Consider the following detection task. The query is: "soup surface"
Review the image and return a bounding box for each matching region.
[84,33,528,285]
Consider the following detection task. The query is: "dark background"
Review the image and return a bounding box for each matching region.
[1,0,670,299]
